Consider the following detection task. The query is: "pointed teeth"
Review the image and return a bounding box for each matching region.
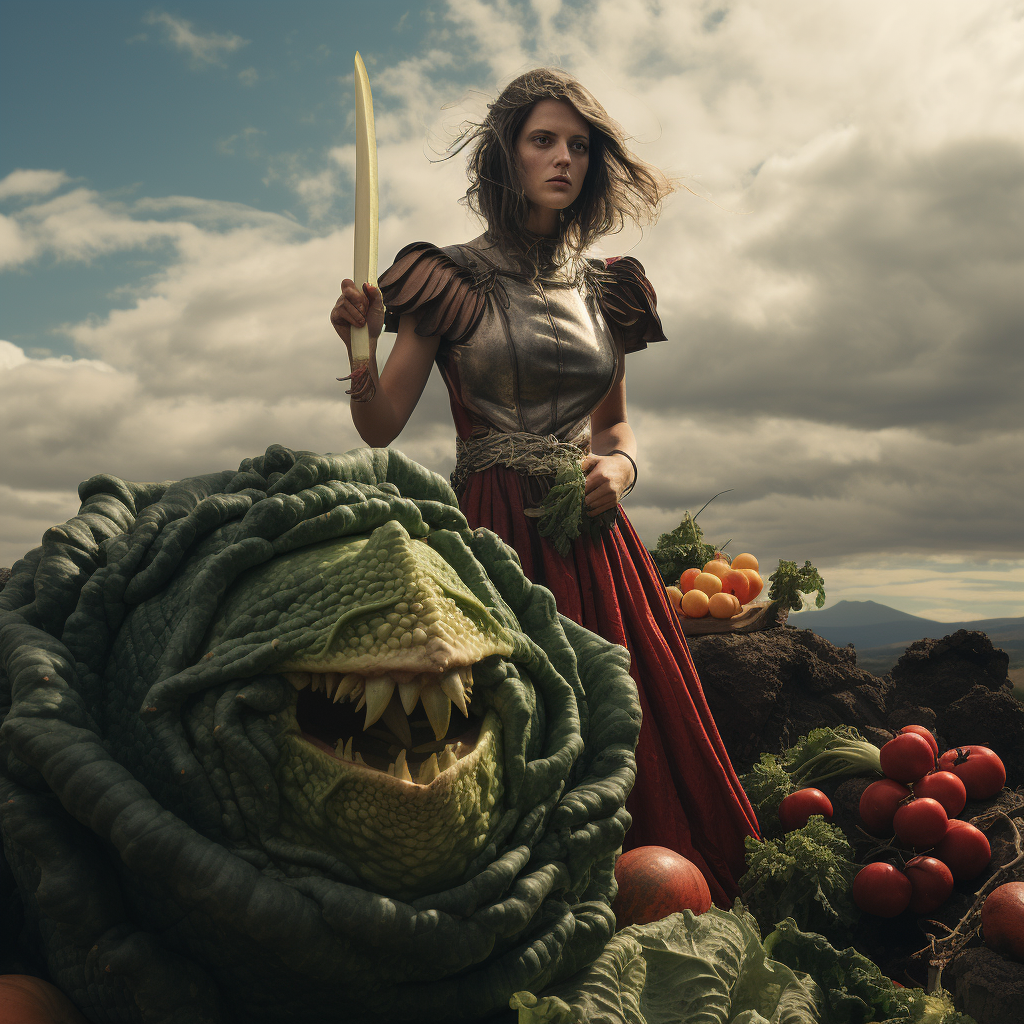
[355,693,366,712]
[420,684,452,741]
[334,673,362,704]
[381,698,413,750]
[418,753,440,785]
[398,678,422,716]
[354,751,365,764]
[285,672,311,690]
[325,672,341,699]
[439,745,457,771]
[333,736,356,761]
[394,749,413,782]
[363,676,395,730]
[440,668,469,717]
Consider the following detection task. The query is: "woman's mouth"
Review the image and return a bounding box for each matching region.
[547,176,571,185]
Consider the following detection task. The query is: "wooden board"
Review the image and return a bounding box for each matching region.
[676,599,790,636]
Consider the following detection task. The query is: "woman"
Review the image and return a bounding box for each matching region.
[330,68,758,905]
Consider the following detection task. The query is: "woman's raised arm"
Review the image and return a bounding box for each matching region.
[330,281,440,447]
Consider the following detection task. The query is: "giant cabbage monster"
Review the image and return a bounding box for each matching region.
[0,445,642,1023]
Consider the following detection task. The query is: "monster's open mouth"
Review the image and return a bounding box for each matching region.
[285,666,484,784]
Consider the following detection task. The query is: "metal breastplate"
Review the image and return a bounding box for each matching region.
[440,235,619,440]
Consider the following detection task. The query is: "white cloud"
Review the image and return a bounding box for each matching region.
[4,0,1024,624]
[144,11,248,67]
[0,213,38,269]
[0,169,70,201]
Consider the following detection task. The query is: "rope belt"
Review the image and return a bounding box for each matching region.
[451,426,618,556]
[451,427,591,496]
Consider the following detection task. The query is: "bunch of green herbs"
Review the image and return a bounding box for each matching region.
[649,491,731,586]
[740,816,861,945]
[769,558,827,610]
[526,459,617,556]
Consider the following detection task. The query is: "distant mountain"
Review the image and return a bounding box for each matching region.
[788,600,1024,672]
[789,600,933,628]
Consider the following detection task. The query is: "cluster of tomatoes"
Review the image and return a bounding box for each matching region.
[852,726,1006,917]
[666,552,765,620]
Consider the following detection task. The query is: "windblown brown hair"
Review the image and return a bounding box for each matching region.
[447,68,673,269]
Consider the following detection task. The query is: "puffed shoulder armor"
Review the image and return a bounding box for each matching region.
[592,256,667,352]
[378,242,488,343]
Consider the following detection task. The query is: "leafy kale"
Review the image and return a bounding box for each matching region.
[739,753,792,840]
[648,496,730,586]
[740,817,860,945]
[763,919,977,1024]
[769,558,826,610]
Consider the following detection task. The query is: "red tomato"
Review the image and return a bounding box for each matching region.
[852,862,912,917]
[900,725,939,757]
[934,820,991,881]
[612,846,713,928]
[720,569,751,604]
[880,733,935,783]
[982,882,1024,962]
[859,779,912,836]
[893,798,949,849]
[912,771,967,818]
[937,746,1006,800]
[905,856,954,914]
[778,788,833,831]
[679,568,701,593]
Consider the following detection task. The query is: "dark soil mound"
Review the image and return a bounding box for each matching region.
[689,625,1023,787]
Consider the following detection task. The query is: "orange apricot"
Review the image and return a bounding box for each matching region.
[680,589,710,618]
[679,568,701,593]
[692,572,723,597]
[708,592,739,619]
[731,553,759,571]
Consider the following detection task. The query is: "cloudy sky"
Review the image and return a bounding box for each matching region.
[2,0,1022,622]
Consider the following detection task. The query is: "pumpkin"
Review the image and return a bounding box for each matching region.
[0,975,89,1024]
[611,846,713,928]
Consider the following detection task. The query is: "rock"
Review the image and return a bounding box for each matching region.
[688,627,893,772]
[942,686,1024,790]
[891,632,1023,788]
[946,947,1024,1024]
[890,630,1010,711]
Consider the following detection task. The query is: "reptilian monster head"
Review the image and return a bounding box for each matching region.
[0,446,639,1023]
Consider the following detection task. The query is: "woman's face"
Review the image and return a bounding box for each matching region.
[515,98,590,236]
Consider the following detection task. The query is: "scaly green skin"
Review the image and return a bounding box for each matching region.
[0,445,640,1024]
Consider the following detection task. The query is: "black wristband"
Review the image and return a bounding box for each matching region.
[605,449,637,497]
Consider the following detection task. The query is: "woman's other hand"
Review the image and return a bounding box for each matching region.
[330,280,385,350]
[582,452,635,515]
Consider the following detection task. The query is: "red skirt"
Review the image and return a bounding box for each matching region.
[459,466,759,907]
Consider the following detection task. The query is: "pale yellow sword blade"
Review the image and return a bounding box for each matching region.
[349,51,378,401]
